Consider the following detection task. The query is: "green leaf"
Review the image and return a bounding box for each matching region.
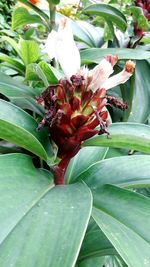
[38,61,61,83]
[92,185,150,267]
[128,61,150,123]
[47,0,60,4]
[81,48,150,64]
[0,71,37,98]
[0,52,25,75]
[84,4,127,32]
[75,21,104,48]
[77,155,150,189]
[19,39,40,65]
[12,7,43,30]
[71,20,95,47]
[65,147,108,184]
[83,123,150,154]
[79,225,114,260]
[77,256,106,267]
[18,0,50,29]
[0,100,48,160]
[0,153,53,244]
[0,154,92,267]
[2,36,21,57]
[11,97,44,116]
[0,71,44,116]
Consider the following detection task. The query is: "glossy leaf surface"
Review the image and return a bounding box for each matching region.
[83,123,150,154]
[12,7,43,30]
[81,48,150,64]
[0,100,48,160]
[65,147,108,184]
[77,155,150,189]
[0,154,92,267]
[93,185,150,267]
[84,4,127,32]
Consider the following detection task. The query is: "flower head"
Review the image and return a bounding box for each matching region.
[40,18,135,185]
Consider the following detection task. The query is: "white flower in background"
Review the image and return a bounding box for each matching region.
[45,18,135,90]
[45,18,80,80]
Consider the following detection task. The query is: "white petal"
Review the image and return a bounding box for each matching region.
[101,60,135,90]
[56,18,80,80]
[88,58,114,92]
[45,30,58,60]
[78,65,89,80]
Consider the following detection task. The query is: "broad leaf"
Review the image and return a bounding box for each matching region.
[84,4,127,32]
[18,0,50,28]
[77,155,150,189]
[0,71,37,98]
[76,21,104,48]
[92,185,150,267]
[11,97,44,116]
[128,60,150,123]
[38,61,62,82]
[0,72,44,115]
[12,7,43,30]
[0,154,92,267]
[77,256,106,267]
[79,225,114,260]
[19,40,40,66]
[2,36,21,57]
[26,62,61,85]
[0,53,25,75]
[65,147,108,184]
[0,100,48,160]
[0,153,53,244]
[71,20,95,47]
[83,123,150,154]
[81,48,150,64]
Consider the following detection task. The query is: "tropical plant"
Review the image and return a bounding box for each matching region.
[1,1,150,267]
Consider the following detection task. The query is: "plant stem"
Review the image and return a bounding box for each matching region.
[49,2,57,31]
[53,157,70,185]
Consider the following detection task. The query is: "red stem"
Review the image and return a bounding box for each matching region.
[53,157,70,185]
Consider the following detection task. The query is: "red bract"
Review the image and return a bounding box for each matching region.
[37,73,128,185]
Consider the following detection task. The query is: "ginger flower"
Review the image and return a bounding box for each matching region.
[38,18,135,185]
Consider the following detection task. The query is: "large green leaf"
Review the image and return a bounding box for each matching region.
[65,147,108,184]
[12,7,43,30]
[0,53,25,75]
[25,62,61,85]
[92,185,150,267]
[75,21,104,48]
[18,0,50,28]
[128,60,150,123]
[0,72,44,116]
[77,155,150,189]
[77,256,106,267]
[10,97,44,116]
[0,153,92,267]
[0,71,37,98]
[0,100,48,160]
[19,40,40,66]
[81,48,150,64]
[71,19,95,47]
[0,153,53,244]
[83,123,150,154]
[79,225,114,260]
[2,36,21,57]
[84,4,127,32]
